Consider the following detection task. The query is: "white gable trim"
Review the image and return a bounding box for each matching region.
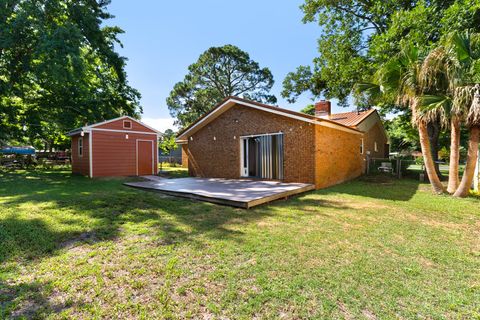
[89,116,162,134]
[176,98,361,142]
[90,128,161,137]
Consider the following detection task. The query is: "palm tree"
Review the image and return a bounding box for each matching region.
[453,84,480,197]
[429,32,480,197]
[356,45,445,194]
[418,45,461,193]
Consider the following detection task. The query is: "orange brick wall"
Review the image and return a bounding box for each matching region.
[363,122,389,158]
[185,104,316,184]
[71,133,90,176]
[314,126,364,189]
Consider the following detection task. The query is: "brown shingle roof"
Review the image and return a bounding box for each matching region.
[329,109,376,127]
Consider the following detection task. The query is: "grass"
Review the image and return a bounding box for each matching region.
[1,170,479,319]
[158,165,189,179]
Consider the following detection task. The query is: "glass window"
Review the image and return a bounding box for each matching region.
[123,120,132,129]
[78,137,83,157]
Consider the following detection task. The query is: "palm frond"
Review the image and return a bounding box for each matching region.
[354,82,381,95]
[417,95,451,126]
[467,84,480,126]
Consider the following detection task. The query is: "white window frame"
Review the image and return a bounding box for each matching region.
[78,137,83,157]
[123,120,132,129]
[374,141,378,152]
[360,138,364,154]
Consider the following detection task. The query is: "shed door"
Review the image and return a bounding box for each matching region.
[137,140,154,176]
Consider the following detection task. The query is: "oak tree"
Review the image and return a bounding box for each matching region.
[167,45,276,128]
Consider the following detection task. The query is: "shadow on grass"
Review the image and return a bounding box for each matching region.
[318,175,422,202]
[0,169,287,316]
[0,170,424,317]
[0,279,78,319]
[0,170,273,264]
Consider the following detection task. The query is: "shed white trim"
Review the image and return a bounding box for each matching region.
[90,128,161,136]
[67,116,162,136]
[136,139,155,176]
[89,131,93,178]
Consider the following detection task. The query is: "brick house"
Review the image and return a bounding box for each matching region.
[327,107,389,159]
[176,97,388,189]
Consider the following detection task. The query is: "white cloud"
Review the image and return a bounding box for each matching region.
[141,117,176,133]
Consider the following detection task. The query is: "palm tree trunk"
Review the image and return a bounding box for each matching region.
[447,117,461,193]
[453,126,480,197]
[418,121,445,194]
[428,120,442,178]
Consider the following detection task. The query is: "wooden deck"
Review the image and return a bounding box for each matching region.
[124,177,315,208]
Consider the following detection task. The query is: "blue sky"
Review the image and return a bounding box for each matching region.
[108,0,346,131]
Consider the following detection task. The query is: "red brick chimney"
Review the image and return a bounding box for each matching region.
[315,100,331,119]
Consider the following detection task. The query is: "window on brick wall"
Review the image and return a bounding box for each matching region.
[360,138,364,154]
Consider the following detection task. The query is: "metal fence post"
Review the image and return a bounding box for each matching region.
[366,155,370,175]
[398,159,402,179]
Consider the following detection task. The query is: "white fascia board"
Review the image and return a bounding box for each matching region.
[84,115,163,135]
[177,98,362,139]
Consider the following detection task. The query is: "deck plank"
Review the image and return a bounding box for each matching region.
[124,177,315,208]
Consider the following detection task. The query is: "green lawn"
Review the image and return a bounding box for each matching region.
[1,170,479,319]
[158,165,189,179]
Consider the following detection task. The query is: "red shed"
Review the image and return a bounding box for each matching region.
[67,116,162,177]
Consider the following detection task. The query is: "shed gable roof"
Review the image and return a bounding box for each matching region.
[67,116,162,137]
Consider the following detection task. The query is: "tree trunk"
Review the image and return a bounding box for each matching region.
[427,120,442,178]
[453,126,480,197]
[418,121,445,194]
[447,117,461,193]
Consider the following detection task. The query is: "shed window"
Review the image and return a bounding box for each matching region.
[374,141,378,152]
[78,137,83,157]
[360,138,364,154]
[123,120,132,129]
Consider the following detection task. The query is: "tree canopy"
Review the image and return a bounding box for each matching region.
[0,0,141,149]
[167,45,276,128]
[282,0,480,108]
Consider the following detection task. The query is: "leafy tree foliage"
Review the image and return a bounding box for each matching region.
[300,104,315,115]
[283,0,480,108]
[167,45,276,128]
[0,0,141,149]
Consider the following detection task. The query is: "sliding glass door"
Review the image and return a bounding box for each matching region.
[240,133,284,180]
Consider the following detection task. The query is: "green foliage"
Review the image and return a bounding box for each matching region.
[167,45,276,128]
[438,146,450,161]
[285,0,480,109]
[385,113,420,152]
[300,104,315,115]
[159,133,178,156]
[415,156,425,165]
[0,0,141,149]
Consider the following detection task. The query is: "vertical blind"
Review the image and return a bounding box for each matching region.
[254,134,283,180]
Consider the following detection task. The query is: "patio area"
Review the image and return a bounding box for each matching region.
[124,177,315,208]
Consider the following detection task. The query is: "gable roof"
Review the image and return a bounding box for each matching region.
[329,109,377,127]
[176,96,362,142]
[67,116,162,136]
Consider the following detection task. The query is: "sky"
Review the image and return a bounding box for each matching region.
[107,0,347,132]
